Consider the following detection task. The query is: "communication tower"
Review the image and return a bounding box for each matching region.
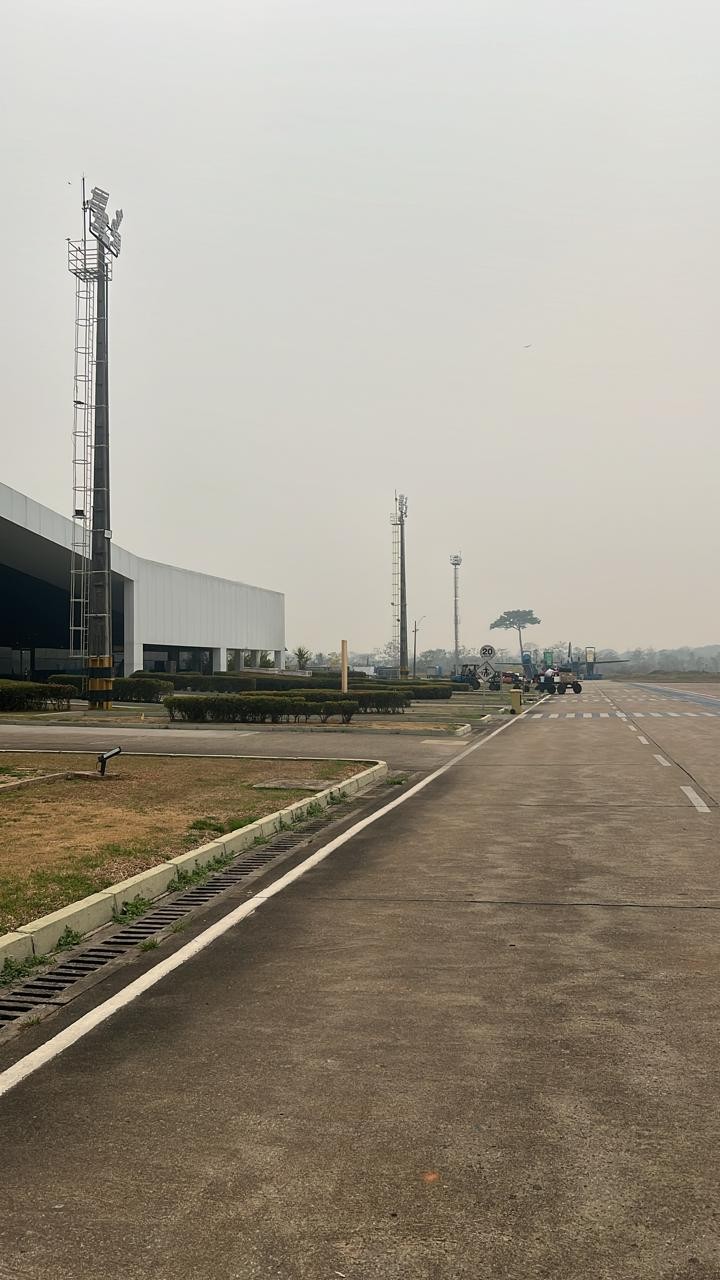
[67,181,123,707]
[390,494,409,678]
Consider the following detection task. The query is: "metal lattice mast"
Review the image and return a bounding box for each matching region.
[398,495,408,679]
[67,182,123,707]
[390,493,408,673]
[450,554,462,674]
[68,185,96,660]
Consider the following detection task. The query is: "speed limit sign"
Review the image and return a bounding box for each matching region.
[480,644,496,660]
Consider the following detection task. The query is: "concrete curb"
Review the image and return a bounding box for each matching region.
[0,760,388,967]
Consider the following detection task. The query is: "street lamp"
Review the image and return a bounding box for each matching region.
[412,616,427,679]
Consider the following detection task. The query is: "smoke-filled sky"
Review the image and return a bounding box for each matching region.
[2,0,719,653]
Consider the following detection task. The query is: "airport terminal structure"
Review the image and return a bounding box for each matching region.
[0,483,285,679]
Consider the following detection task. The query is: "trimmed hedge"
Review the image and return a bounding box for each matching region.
[0,680,76,712]
[48,674,86,693]
[113,677,173,703]
[163,694,358,724]
[130,672,259,692]
[174,687,410,714]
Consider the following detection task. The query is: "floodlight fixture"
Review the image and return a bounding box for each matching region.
[89,185,123,257]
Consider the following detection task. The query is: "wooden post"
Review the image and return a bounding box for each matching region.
[341,640,348,694]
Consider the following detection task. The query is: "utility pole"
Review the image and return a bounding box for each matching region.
[450,554,462,674]
[412,615,426,679]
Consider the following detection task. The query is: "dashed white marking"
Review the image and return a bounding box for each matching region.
[650,713,662,718]
[653,754,671,767]
[583,712,592,719]
[628,725,638,732]
[634,712,645,717]
[667,712,681,718]
[565,713,575,719]
[683,712,698,717]
[549,713,559,720]
[681,786,710,813]
[638,736,649,744]
[600,712,610,718]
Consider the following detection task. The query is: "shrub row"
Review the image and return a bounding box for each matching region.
[131,672,259,692]
[113,678,173,703]
[0,680,76,712]
[48,674,85,692]
[163,694,358,724]
[128,671,380,693]
[203,687,409,714]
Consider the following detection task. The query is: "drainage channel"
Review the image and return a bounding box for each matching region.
[0,808,361,1031]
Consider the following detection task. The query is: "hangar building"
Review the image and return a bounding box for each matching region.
[0,483,285,679]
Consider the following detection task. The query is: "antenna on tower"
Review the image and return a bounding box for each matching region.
[450,554,462,674]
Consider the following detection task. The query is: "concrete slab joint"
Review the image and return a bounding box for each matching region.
[0,761,388,967]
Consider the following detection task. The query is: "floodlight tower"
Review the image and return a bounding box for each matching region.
[450,554,462,674]
[68,182,123,709]
[390,494,409,678]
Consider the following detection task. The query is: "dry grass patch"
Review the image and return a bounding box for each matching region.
[0,752,364,931]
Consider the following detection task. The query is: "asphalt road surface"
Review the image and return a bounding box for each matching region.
[0,721,465,773]
[1,682,719,1279]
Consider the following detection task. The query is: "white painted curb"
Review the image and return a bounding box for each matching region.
[0,761,388,967]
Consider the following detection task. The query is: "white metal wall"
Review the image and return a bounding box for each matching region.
[0,483,285,671]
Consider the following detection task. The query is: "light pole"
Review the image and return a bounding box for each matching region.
[450,554,462,674]
[412,615,426,679]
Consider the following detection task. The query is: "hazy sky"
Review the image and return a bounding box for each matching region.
[2,0,719,653]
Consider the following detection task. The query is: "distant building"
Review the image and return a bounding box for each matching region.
[0,484,285,678]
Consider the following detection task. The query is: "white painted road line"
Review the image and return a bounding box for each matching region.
[0,697,547,1099]
[600,712,610,718]
[628,725,638,732]
[638,736,649,744]
[634,712,645,718]
[583,713,592,719]
[681,786,711,813]
[650,713,662,718]
[653,754,671,767]
[549,713,559,720]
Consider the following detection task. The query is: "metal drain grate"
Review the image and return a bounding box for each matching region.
[0,802,365,1029]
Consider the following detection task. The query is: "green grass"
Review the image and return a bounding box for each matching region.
[167,849,236,893]
[187,814,259,836]
[55,926,83,950]
[386,774,407,786]
[1,952,50,984]
[139,938,159,952]
[112,894,152,924]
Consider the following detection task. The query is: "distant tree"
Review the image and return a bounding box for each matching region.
[293,646,311,670]
[418,648,452,671]
[490,609,541,658]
